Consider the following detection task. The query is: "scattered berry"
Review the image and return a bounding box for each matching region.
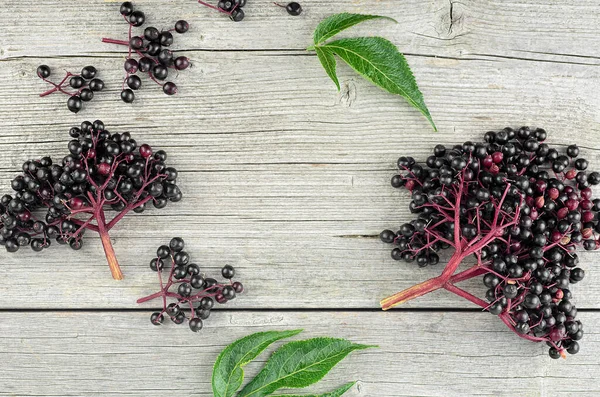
[137,238,243,331]
[37,65,104,113]
[102,2,190,103]
[275,2,302,16]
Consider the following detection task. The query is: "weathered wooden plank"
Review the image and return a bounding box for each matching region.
[0,53,599,309]
[0,311,598,396]
[1,0,600,65]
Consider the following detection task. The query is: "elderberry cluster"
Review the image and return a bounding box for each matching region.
[138,238,244,332]
[102,2,190,103]
[0,120,181,279]
[381,127,599,358]
[37,65,105,113]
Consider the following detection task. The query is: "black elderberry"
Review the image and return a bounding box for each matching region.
[120,1,133,15]
[285,2,302,15]
[175,20,189,33]
[162,82,177,96]
[152,65,168,80]
[200,296,214,310]
[121,89,135,103]
[150,312,164,325]
[89,78,104,91]
[189,318,203,332]
[159,32,173,47]
[70,76,85,89]
[129,10,145,26]
[67,96,83,113]
[126,75,142,90]
[222,265,235,279]
[37,65,51,78]
[79,88,94,102]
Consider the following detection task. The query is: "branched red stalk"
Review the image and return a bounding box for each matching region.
[39,72,78,97]
[379,168,556,345]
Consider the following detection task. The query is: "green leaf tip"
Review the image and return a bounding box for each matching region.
[237,337,375,397]
[315,47,340,90]
[313,13,398,45]
[322,37,436,131]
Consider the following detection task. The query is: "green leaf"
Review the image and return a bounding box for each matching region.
[212,329,303,397]
[237,338,375,397]
[313,13,397,45]
[315,47,340,90]
[270,381,356,397]
[322,37,436,131]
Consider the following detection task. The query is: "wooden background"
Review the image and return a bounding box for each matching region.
[0,0,599,395]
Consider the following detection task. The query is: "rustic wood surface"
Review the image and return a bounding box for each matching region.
[0,0,599,395]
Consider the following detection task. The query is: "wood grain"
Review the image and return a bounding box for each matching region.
[1,1,600,396]
[2,0,600,64]
[1,311,598,396]
[0,53,598,308]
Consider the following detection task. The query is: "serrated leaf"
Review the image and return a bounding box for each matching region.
[212,329,303,397]
[322,37,436,131]
[315,47,340,90]
[270,381,356,397]
[313,13,397,45]
[237,338,375,397]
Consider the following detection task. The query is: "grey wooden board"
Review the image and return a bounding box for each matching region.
[1,0,600,395]
[0,52,599,309]
[0,311,599,396]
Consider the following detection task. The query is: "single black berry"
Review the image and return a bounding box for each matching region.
[121,89,135,103]
[67,96,83,113]
[286,2,302,15]
[37,65,51,78]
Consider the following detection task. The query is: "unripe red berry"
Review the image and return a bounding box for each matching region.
[535,196,545,209]
[70,197,85,210]
[557,207,569,219]
[140,144,152,158]
[482,155,493,169]
[98,162,111,175]
[492,151,503,164]
[581,187,592,200]
[582,211,595,223]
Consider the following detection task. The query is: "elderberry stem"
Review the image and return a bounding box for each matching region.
[96,209,123,280]
[381,250,465,310]
[449,265,488,284]
[101,38,130,46]
[137,290,165,304]
[443,283,489,308]
[106,194,153,230]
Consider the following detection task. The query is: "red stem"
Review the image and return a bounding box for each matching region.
[96,208,123,280]
[101,38,130,46]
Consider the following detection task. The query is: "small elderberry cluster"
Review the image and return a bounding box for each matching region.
[197,0,247,22]
[102,2,190,103]
[37,65,105,113]
[137,238,244,332]
[380,127,599,358]
[0,120,182,280]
